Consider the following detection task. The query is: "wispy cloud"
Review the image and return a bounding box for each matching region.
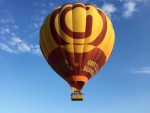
[0,28,10,34]
[132,67,150,74]
[123,1,136,18]
[101,3,117,18]
[0,43,13,53]
[0,35,41,54]
[0,37,41,55]
[120,0,148,3]
[0,15,41,55]
[30,45,41,55]
[10,37,31,52]
[121,0,149,18]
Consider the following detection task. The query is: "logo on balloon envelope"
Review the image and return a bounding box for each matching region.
[50,4,107,47]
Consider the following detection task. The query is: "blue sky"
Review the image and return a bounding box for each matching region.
[0,0,150,113]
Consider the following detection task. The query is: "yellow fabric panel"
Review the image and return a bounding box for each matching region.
[104,16,115,61]
[73,39,84,44]
[61,44,74,52]
[102,30,114,61]
[72,4,86,45]
[82,44,95,52]
[40,38,49,60]
[55,4,75,44]
[84,5,103,44]
[40,14,59,56]
[63,44,95,53]
[72,5,86,32]
[97,16,115,60]
[74,45,83,54]
[65,9,73,31]
[105,24,115,60]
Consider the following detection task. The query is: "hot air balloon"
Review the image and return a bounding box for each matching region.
[40,2,115,101]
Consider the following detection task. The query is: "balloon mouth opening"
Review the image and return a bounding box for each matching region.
[69,81,85,91]
[65,75,88,91]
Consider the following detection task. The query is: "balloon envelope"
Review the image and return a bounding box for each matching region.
[40,3,115,92]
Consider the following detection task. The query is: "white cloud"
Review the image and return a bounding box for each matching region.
[3,37,31,53]
[133,67,150,74]
[101,3,117,18]
[0,28,10,34]
[17,43,31,52]
[0,43,13,53]
[119,0,149,18]
[0,36,41,55]
[10,37,35,53]
[123,1,137,18]
[31,45,42,55]
[10,37,22,45]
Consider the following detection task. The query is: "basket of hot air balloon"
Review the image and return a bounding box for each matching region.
[71,91,84,101]
[40,2,115,101]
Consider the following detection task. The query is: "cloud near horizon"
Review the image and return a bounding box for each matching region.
[132,67,150,74]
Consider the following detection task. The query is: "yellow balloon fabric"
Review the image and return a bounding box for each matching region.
[40,3,115,91]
